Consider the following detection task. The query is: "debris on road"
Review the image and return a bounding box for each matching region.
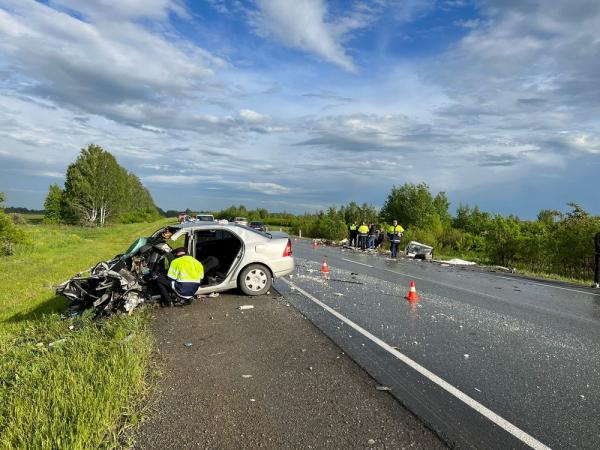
[242,374,253,379]
[405,241,434,260]
[208,292,220,298]
[238,305,254,310]
[184,342,193,347]
[445,258,476,266]
[375,385,392,391]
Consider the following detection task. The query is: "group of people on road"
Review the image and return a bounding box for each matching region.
[348,220,405,257]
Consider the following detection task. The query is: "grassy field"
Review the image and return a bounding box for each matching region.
[0,218,172,449]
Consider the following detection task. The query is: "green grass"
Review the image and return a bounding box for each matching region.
[0,219,173,449]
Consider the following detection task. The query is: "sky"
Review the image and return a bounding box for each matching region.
[0,0,599,217]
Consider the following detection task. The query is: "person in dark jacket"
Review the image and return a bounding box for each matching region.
[368,224,377,249]
[375,226,386,249]
[594,232,600,288]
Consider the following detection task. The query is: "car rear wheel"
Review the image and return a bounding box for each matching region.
[239,264,272,296]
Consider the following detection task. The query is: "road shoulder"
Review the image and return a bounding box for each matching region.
[131,291,445,449]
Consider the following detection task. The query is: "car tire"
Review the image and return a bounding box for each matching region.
[238,264,272,296]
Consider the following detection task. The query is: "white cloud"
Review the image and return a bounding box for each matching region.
[249,0,367,71]
[0,0,226,129]
[144,174,220,184]
[49,0,188,21]
[569,134,600,154]
[239,109,269,123]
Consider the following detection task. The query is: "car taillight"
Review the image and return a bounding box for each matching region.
[283,239,292,257]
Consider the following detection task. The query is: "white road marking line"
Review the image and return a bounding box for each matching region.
[282,278,551,450]
[341,257,599,325]
[492,275,598,297]
[341,258,375,268]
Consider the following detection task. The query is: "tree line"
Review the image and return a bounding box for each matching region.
[43,144,161,226]
[210,183,599,282]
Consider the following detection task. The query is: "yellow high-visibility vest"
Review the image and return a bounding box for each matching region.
[388,225,404,234]
[349,224,357,231]
[358,225,369,234]
[168,255,204,283]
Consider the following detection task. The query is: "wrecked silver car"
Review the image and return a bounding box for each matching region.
[56,231,175,317]
[56,222,295,316]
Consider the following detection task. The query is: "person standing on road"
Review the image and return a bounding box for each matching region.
[155,247,204,306]
[375,225,385,249]
[349,223,357,247]
[358,222,370,250]
[388,220,405,258]
[368,223,377,249]
[594,232,600,288]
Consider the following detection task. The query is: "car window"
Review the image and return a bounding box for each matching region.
[194,229,236,242]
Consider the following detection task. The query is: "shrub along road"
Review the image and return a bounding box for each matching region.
[132,292,445,449]
[276,239,600,449]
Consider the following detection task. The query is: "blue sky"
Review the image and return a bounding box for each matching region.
[0,0,599,217]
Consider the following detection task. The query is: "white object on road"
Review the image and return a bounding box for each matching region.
[242,374,253,378]
[445,258,477,266]
[238,305,254,310]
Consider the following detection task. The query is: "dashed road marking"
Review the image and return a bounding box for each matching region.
[283,278,551,450]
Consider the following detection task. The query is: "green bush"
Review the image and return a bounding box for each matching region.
[116,207,162,224]
[0,209,31,256]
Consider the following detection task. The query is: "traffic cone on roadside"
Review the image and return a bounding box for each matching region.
[321,256,330,278]
[405,281,420,302]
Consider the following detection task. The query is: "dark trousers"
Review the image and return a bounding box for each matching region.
[350,231,357,247]
[359,234,368,250]
[390,241,400,258]
[595,254,600,283]
[155,273,173,305]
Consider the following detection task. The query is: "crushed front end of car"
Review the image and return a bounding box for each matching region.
[56,235,173,317]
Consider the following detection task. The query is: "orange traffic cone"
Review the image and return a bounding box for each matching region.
[321,256,330,277]
[405,281,420,302]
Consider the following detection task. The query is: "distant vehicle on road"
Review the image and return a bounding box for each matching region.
[249,221,267,232]
[196,214,215,222]
[233,217,248,226]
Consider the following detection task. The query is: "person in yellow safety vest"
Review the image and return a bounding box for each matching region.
[388,219,405,258]
[155,247,204,306]
[358,222,370,250]
[349,223,358,247]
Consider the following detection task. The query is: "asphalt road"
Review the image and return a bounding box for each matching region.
[275,239,600,449]
[132,291,445,449]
